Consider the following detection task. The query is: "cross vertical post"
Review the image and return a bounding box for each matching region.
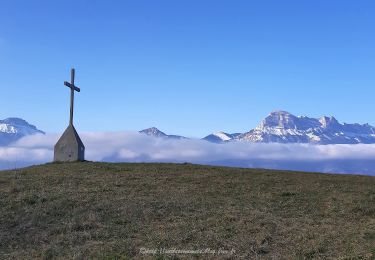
[64,68,80,126]
[70,69,75,125]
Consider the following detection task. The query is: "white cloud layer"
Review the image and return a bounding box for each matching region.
[1,132,375,175]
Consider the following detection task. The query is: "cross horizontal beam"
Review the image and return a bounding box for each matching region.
[64,81,81,92]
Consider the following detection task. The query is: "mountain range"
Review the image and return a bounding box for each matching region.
[140,111,375,145]
[2,111,375,146]
[236,111,375,144]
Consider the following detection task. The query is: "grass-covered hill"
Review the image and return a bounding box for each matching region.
[0,162,374,259]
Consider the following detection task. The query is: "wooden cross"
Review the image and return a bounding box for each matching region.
[64,68,81,126]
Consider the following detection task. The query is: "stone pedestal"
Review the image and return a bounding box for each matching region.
[54,124,85,162]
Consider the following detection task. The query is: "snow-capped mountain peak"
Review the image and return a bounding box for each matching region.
[319,116,339,129]
[257,111,299,130]
[236,111,375,144]
[0,117,44,135]
[202,131,241,143]
[0,117,45,146]
[139,127,167,137]
[139,127,187,140]
[212,132,232,141]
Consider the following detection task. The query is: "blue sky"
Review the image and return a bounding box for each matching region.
[1,0,374,137]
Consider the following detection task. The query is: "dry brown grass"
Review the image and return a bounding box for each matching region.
[0,162,374,259]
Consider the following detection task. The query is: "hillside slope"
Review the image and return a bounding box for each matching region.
[0,162,374,259]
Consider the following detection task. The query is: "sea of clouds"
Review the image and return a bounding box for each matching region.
[0,132,374,175]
